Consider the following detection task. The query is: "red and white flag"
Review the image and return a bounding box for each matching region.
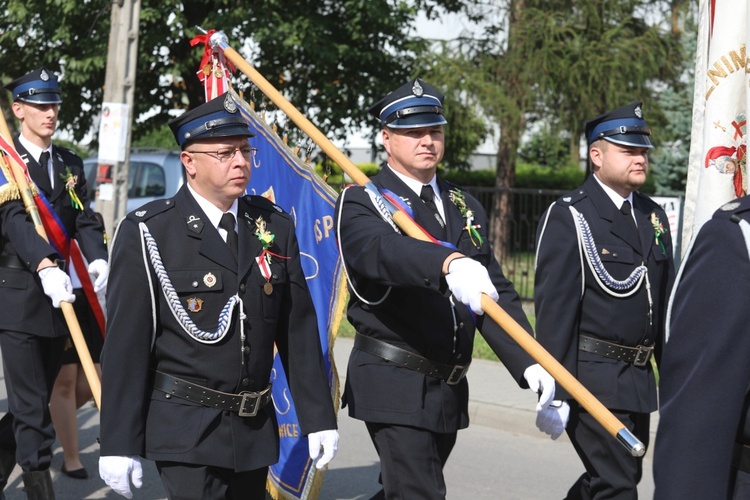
[682,0,750,251]
[190,29,235,101]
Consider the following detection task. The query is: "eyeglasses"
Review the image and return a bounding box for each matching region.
[186,147,258,163]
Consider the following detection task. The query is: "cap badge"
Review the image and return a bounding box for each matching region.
[135,210,147,217]
[203,272,217,288]
[224,93,238,114]
[634,105,643,119]
[186,297,203,313]
[40,69,50,81]
[411,80,424,97]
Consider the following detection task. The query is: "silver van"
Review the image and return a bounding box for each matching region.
[84,148,186,213]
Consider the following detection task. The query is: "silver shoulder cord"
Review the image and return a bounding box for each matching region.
[138,222,244,344]
[336,186,392,306]
[568,205,653,324]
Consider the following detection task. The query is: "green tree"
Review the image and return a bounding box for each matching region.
[652,1,697,196]
[0,0,469,149]
[420,0,686,259]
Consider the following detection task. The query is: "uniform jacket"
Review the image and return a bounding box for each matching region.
[534,174,675,412]
[334,165,535,434]
[99,185,336,471]
[654,196,750,499]
[0,138,106,337]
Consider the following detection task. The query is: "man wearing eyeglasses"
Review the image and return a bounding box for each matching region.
[97,92,338,499]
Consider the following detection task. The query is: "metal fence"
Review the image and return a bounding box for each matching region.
[462,187,567,301]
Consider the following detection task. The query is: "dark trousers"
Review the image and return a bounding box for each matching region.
[366,422,458,500]
[0,331,66,472]
[565,404,650,500]
[155,461,268,500]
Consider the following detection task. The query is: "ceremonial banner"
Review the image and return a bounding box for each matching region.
[0,153,17,205]
[682,0,750,252]
[233,90,346,500]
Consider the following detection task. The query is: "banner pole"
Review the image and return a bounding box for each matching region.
[208,30,644,457]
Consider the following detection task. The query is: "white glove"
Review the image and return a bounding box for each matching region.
[88,258,109,294]
[38,266,75,308]
[99,455,143,499]
[445,257,499,315]
[523,363,556,410]
[308,429,339,470]
[536,400,570,440]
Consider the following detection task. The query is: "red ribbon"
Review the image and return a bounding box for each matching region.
[190,29,236,78]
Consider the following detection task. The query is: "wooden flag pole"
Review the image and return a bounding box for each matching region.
[207,30,645,457]
[0,113,102,410]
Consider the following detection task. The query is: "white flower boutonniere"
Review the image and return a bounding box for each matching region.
[448,188,483,248]
[60,167,83,210]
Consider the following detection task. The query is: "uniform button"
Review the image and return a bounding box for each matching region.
[192,281,199,288]
[458,322,464,329]
[613,253,619,258]
[424,278,431,286]
[242,378,250,386]
[243,346,250,354]
[239,283,246,293]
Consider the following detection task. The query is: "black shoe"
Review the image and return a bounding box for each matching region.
[61,464,88,480]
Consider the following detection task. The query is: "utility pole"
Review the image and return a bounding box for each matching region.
[95,0,141,235]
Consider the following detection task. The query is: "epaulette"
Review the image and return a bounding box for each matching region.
[244,194,286,215]
[556,187,587,207]
[55,146,81,160]
[125,198,175,222]
[714,196,750,223]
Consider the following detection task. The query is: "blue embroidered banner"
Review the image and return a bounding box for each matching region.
[0,136,21,205]
[233,90,345,500]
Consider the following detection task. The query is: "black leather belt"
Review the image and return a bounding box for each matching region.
[579,335,654,367]
[0,255,25,269]
[0,255,65,271]
[354,333,470,385]
[153,371,272,417]
[734,443,750,473]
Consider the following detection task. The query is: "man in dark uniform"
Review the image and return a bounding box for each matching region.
[0,68,108,499]
[334,78,558,499]
[654,196,750,499]
[98,92,338,499]
[534,102,675,499]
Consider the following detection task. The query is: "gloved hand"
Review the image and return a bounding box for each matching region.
[38,266,75,308]
[523,363,556,409]
[445,257,499,315]
[308,429,339,470]
[88,258,109,294]
[536,400,570,440]
[99,455,143,499]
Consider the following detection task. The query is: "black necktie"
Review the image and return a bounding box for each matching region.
[37,151,52,192]
[621,200,640,242]
[420,185,445,225]
[219,212,238,260]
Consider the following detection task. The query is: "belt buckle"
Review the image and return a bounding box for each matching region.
[633,345,653,367]
[447,364,470,385]
[238,392,261,417]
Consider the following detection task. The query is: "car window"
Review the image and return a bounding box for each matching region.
[142,162,166,197]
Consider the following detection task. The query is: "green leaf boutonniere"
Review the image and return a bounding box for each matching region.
[60,167,83,210]
[254,216,276,264]
[651,212,666,254]
[448,188,484,248]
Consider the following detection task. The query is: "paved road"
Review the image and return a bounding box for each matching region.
[0,337,656,499]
